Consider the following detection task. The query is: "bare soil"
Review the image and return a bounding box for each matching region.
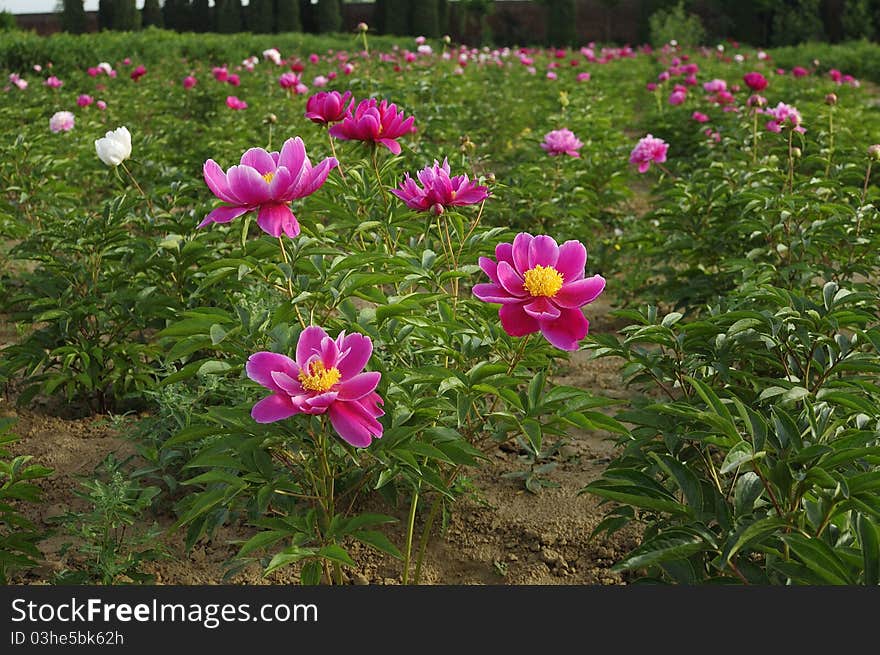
[3,296,641,586]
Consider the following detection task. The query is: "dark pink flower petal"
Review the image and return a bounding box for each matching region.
[198,204,249,228]
[278,137,306,175]
[511,233,532,273]
[240,147,276,175]
[554,274,606,309]
[336,332,373,379]
[251,394,299,423]
[496,261,527,297]
[270,370,303,395]
[556,240,586,282]
[296,326,330,367]
[539,308,589,351]
[499,303,540,336]
[337,371,381,401]
[328,400,382,447]
[203,159,238,203]
[257,203,299,238]
[377,138,402,155]
[528,235,559,269]
[246,352,299,393]
[473,283,520,304]
[227,165,273,205]
[524,297,562,321]
[478,256,499,284]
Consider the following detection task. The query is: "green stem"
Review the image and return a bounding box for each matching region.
[786,129,795,194]
[120,161,154,213]
[752,110,759,164]
[277,237,307,328]
[402,482,421,584]
[825,107,833,177]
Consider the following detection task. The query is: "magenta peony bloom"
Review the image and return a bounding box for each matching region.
[130,65,146,81]
[246,326,384,447]
[792,66,808,78]
[702,78,727,94]
[391,158,489,215]
[183,75,197,90]
[668,90,686,105]
[96,100,107,110]
[305,90,353,124]
[200,137,338,238]
[278,72,299,89]
[541,128,583,158]
[743,71,768,92]
[44,76,63,88]
[329,98,415,155]
[77,94,94,107]
[764,102,805,134]
[226,95,248,110]
[629,134,669,173]
[577,72,591,82]
[49,111,75,133]
[692,111,709,123]
[227,74,240,87]
[212,66,229,82]
[473,233,605,351]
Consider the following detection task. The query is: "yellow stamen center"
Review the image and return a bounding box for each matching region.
[523,265,564,298]
[262,171,275,184]
[298,361,341,393]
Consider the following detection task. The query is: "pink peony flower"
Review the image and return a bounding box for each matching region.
[227,74,240,87]
[304,90,353,124]
[44,76,63,88]
[329,98,415,155]
[77,94,94,107]
[212,66,229,82]
[703,78,727,93]
[246,326,384,447]
[312,75,328,87]
[541,128,583,158]
[200,137,338,238]
[577,72,591,82]
[546,71,557,80]
[473,233,606,351]
[764,102,805,134]
[278,72,299,89]
[49,111,75,133]
[96,100,107,110]
[792,66,808,78]
[130,65,147,81]
[391,158,489,215]
[183,75,197,90]
[226,95,248,110]
[629,134,668,173]
[668,90,686,105]
[743,72,768,91]
[692,111,709,123]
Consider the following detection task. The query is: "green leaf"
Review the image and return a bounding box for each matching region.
[720,516,786,563]
[612,528,709,571]
[721,441,762,474]
[237,530,289,558]
[857,514,879,586]
[353,530,403,560]
[317,544,355,567]
[780,534,855,585]
[648,452,703,511]
[265,546,314,575]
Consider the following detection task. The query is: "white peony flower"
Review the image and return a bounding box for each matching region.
[95,126,132,167]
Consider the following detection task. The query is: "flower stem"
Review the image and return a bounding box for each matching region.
[328,131,346,181]
[861,161,872,207]
[751,110,759,164]
[402,481,421,584]
[786,129,795,194]
[824,106,834,177]
[277,237,307,328]
[119,161,154,213]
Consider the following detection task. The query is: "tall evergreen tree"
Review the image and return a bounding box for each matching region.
[248,0,274,33]
[373,0,387,33]
[316,0,342,33]
[142,0,163,28]
[544,0,577,47]
[383,0,410,35]
[112,0,140,30]
[60,0,88,33]
[97,0,114,30]
[411,0,439,37]
[437,0,449,36]
[216,0,243,33]
[192,0,211,31]
[275,0,301,32]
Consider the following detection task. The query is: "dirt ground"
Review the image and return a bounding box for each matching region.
[2,295,641,586]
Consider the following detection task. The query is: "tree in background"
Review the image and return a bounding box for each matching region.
[60,0,88,33]
[112,0,141,30]
[412,0,440,38]
[373,0,387,33]
[275,0,302,32]
[770,0,825,45]
[142,0,163,28]
[316,0,342,33]
[217,0,243,33]
[543,0,577,47]
[841,0,877,40]
[383,0,410,35]
[191,0,211,32]
[648,1,705,46]
[437,0,449,36]
[248,0,275,33]
[97,0,114,30]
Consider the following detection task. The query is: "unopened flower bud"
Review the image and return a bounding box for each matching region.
[358,22,368,32]
[443,35,452,45]
[791,147,801,158]
[431,203,445,216]
[825,93,837,105]
[486,172,496,184]
[868,144,880,161]
[264,113,277,124]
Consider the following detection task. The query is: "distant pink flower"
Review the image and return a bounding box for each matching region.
[541,128,583,158]
[77,94,94,107]
[657,71,670,82]
[226,95,248,110]
[313,75,328,87]
[44,76,63,88]
[546,71,557,80]
[246,326,384,448]
[294,82,309,95]
[629,134,668,173]
[391,158,489,215]
[703,78,727,93]
[227,74,240,87]
[309,53,320,64]
[473,233,606,351]
[792,66,808,78]
[646,82,657,91]
[279,72,299,89]
[304,90,353,124]
[183,75,197,90]
[88,67,100,77]
[577,72,591,82]
[130,65,147,81]
[329,98,415,155]
[49,111,75,133]
[692,111,709,123]
[200,137,338,238]
[668,90,686,105]
[747,94,767,108]
[96,100,107,110]
[342,63,354,75]
[123,57,131,66]
[212,67,229,82]
[743,72,768,91]
[764,102,805,134]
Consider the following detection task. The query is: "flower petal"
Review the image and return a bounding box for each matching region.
[499,303,540,337]
[227,165,273,205]
[203,159,238,203]
[336,332,373,378]
[473,282,519,304]
[277,137,306,174]
[528,234,559,269]
[337,371,381,401]
[556,240,587,282]
[297,326,330,368]
[328,400,383,447]
[257,203,299,238]
[239,147,276,175]
[511,233,533,273]
[539,308,589,351]
[251,394,299,423]
[555,275,606,309]
[496,261,526,297]
[197,204,249,228]
[478,256,499,283]
[246,352,299,392]
[524,297,561,320]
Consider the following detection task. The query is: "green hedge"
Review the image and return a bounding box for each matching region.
[0,28,405,72]
[770,39,880,84]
